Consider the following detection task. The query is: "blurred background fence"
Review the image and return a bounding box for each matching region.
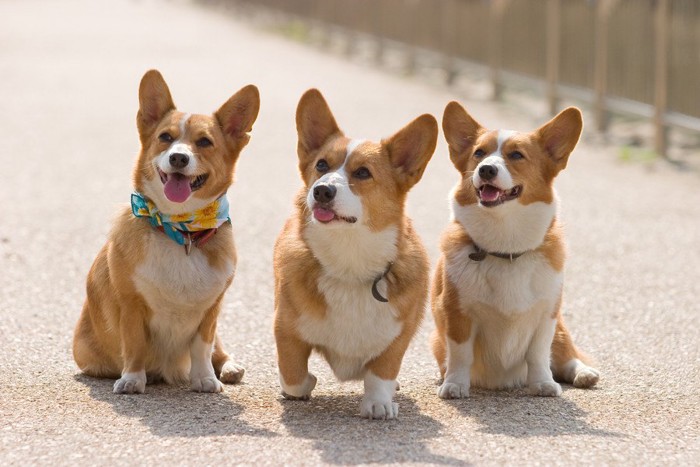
[217,0,698,158]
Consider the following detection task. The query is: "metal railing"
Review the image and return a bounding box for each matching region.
[219,0,699,158]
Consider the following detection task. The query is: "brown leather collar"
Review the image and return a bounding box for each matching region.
[468,243,527,263]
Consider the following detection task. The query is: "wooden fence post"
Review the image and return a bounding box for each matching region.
[546,0,561,116]
[441,0,458,86]
[594,0,614,133]
[489,0,506,100]
[654,0,670,158]
[373,2,385,66]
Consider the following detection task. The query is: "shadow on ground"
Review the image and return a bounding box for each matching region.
[448,386,621,438]
[280,392,464,465]
[75,374,276,438]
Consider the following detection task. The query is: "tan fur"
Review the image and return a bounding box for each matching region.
[432,102,598,395]
[73,70,259,392]
[274,89,436,416]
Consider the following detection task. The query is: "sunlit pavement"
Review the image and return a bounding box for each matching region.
[1,1,698,464]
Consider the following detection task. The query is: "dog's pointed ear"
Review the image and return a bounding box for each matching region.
[383,114,438,191]
[215,84,261,149]
[296,89,343,159]
[137,70,175,137]
[442,101,484,173]
[536,107,582,172]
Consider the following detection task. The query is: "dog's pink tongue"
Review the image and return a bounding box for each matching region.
[163,173,191,203]
[313,207,336,222]
[480,185,502,202]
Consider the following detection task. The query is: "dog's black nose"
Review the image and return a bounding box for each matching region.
[313,184,337,203]
[478,164,498,181]
[169,153,189,169]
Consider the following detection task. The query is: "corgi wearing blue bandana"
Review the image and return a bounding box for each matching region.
[73,70,260,394]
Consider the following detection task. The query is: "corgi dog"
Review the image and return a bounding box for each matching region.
[73,70,260,394]
[273,89,437,419]
[431,101,599,399]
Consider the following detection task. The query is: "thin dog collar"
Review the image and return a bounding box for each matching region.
[468,244,527,263]
[371,262,394,303]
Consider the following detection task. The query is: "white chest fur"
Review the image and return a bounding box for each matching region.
[134,233,235,352]
[447,246,562,316]
[303,224,398,281]
[296,273,401,381]
[446,245,562,387]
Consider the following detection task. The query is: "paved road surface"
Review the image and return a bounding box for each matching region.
[1,0,698,464]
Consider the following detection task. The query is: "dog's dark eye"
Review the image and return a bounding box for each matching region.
[353,167,372,180]
[474,149,486,158]
[509,151,524,160]
[196,137,213,148]
[316,159,329,172]
[159,132,174,143]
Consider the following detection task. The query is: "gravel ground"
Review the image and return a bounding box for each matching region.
[1,0,698,465]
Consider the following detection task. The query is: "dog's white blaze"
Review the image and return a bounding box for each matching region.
[296,268,401,381]
[346,138,366,157]
[133,233,234,382]
[451,185,558,253]
[471,129,517,191]
[306,164,364,224]
[157,113,198,175]
[472,154,514,190]
[360,371,399,419]
[497,129,517,150]
[178,113,190,138]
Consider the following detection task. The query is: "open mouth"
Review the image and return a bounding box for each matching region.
[157,168,209,203]
[476,184,522,207]
[312,205,357,224]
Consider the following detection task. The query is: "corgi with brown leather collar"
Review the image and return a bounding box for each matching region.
[73,70,260,394]
[432,101,599,399]
[274,89,437,419]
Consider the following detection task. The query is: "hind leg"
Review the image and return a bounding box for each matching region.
[551,317,600,388]
[73,302,122,380]
[431,329,446,384]
[212,333,245,384]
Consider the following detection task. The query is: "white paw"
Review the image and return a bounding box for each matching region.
[529,380,562,397]
[113,372,146,394]
[360,398,399,420]
[573,366,600,388]
[281,373,317,400]
[437,381,470,399]
[219,361,245,384]
[191,376,224,393]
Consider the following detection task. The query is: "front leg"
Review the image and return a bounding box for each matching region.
[360,371,399,420]
[190,302,224,393]
[526,317,562,397]
[275,318,316,400]
[437,310,475,400]
[362,324,418,420]
[114,301,149,394]
[190,335,223,393]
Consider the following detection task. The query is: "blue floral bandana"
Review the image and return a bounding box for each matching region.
[131,192,231,247]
